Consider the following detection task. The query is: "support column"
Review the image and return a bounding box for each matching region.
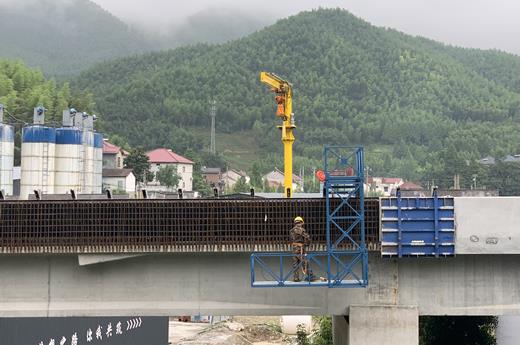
[332,315,349,345]
[348,305,418,345]
[497,316,520,345]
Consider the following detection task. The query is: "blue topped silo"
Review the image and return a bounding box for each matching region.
[20,123,56,199]
[93,132,103,194]
[0,104,15,196]
[55,116,83,195]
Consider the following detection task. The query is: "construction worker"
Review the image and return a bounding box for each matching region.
[290,216,314,282]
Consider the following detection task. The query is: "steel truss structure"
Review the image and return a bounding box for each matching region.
[251,146,368,288]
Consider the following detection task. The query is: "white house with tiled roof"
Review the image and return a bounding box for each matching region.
[102,139,129,169]
[222,168,250,189]
[263,168,303,191]
[147,148,194,191]
[367,177,404,196]
[102,168,136,193]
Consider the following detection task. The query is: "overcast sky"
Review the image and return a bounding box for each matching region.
[92,0,520,55]
[0,0,517,53]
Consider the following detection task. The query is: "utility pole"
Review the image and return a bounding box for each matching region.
[209,100,217,155]
[301,166,304,192]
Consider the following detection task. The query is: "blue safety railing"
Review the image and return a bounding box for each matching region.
[251,146,368,288]
[380,189,455,257]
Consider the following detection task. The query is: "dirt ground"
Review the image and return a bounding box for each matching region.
[170,316,293,345]
[169,321,209,344]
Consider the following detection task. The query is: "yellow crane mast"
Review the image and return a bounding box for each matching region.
[260,72,295,198]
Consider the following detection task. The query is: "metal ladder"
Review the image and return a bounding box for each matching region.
[79,132,87,192]
[41,143,49,194]
[76,143,83,192]
[0,138,3,192]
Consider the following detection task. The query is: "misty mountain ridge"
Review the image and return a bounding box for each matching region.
[157,6,273,47]
[0,0,273,76]
[0,0,153,76]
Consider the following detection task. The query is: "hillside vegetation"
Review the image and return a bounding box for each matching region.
[74,9,520,188]
[0,60,94,123]
[0,59,95,162]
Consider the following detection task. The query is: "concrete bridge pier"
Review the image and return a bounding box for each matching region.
[332,315,349,344]
[333,306,418,345]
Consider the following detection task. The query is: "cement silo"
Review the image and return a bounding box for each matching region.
[0,105,14,196]
[20,106,56,199]
[93,132,103,194]
[54,109,82,194]
[81,113,94,194]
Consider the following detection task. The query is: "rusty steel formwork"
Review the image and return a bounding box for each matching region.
[0,198,380,254]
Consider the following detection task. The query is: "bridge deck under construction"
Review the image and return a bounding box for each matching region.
[0,198,380,254]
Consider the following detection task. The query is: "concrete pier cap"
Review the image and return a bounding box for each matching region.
[333,305,418,345]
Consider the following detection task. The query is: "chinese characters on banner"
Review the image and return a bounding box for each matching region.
[0,316,168,345]
[38,318,143,345]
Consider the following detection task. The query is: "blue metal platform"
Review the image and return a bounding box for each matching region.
[251,146,368,288]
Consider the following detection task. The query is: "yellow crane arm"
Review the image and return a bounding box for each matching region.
[260,72,295,198]
[260,72,293,120]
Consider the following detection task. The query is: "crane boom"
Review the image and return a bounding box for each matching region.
[260,72,295,198]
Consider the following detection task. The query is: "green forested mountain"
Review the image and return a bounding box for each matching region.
[0,0,152,77]
[74,9,520,189]
[430,45,520,93]
[398,34,520,93]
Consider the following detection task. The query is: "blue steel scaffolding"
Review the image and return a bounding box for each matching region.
[250,146,368,288]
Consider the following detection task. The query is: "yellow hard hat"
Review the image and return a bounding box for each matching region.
[294,216,304,224]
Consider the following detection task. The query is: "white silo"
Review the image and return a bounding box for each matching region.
[20,106,56,199]
[0,105,14,196]
[93,132,103,194]
[54,109,82,194]
[81,113,94,194]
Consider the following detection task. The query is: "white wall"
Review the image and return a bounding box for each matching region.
[102,175,135,193]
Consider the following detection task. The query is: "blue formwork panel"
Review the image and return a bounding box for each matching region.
[381,197,455,257]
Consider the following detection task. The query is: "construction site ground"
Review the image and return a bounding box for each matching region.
[169,316,294,345]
